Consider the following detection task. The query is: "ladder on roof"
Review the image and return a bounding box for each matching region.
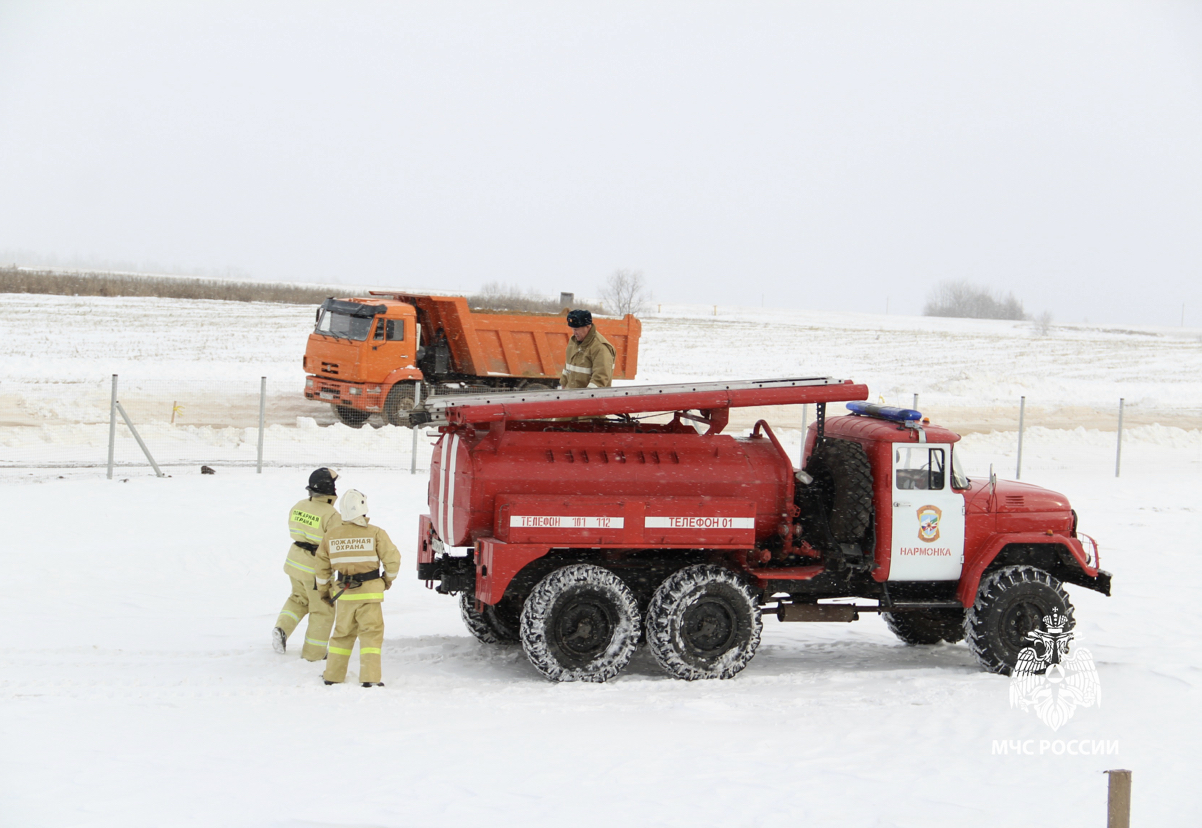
[420,376,869,428]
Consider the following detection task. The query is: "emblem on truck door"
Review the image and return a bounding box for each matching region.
[916,504,942,542]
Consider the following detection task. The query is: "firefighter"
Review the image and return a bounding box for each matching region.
[316,490,401,687]
[273,468,342,661]
[560,309,615,389]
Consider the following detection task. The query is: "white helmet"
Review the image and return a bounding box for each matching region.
[340,489,368,522]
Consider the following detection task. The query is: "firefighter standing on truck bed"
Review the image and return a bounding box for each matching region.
[273,468,342,660]
[561,309,615,389]
[316,490,401,687]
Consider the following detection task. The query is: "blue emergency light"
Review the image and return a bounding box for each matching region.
[846,401,922,423]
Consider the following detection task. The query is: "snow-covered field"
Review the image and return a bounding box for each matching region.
[2,293,1200,825]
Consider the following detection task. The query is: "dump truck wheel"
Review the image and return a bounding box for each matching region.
[384,382,416,427]
[646,565,762,681]
[805,438,874,544]
[520,564,641,683]
[883,608,966,646]
[459,592,520,645]
[334,406,370,428]
[966,565,1073,675]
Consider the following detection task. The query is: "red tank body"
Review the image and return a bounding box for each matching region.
[429,420,796,551]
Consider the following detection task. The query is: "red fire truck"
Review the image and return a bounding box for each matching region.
[414,378,1110,682]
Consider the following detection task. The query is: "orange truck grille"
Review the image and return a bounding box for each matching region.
[304,376,385,411]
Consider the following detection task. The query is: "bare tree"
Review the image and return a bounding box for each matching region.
[923,279,1028,320]
[1033,310,1054,336]
[600,269,651,317]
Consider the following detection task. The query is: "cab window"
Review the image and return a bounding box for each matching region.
[386,319,404,341]
[374,319,386,341]
[895,447,947,491]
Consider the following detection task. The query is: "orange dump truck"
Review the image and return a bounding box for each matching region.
[303,292,642,427]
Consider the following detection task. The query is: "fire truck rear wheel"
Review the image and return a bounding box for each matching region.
[384,383,416,427]
[459,592,520,645]
[520,564,641,683]
[334,405,370,428]
[646,565,762,681]
[804,438,874,544]
[882,608,966,645]
[966,565,1074,675]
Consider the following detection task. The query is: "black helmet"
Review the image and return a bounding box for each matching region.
[566,309,593,328]
[307,467,338,496]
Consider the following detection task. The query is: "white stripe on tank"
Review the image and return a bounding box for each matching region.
[445,433,460,544]
[437,436,450,542]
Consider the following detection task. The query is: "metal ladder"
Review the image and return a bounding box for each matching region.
[422,376,868,427]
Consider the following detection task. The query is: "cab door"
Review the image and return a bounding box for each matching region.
[888,443,965,581]
[361,312,415,382]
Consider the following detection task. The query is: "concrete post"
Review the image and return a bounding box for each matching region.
[107,374,118,480]
[1016,396,1026,480]
[1105,769,1131,828]
[1115,398,1124,478]
[257,376,267,474]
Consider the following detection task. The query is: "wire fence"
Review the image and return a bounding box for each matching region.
[1,375,1200,477]
[0,375,435,473]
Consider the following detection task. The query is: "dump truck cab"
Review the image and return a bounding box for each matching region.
[304,298,421,427]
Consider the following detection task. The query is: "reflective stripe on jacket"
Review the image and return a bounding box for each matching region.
[314,520,402,604]
[284,495,341,579]
[560,327,615,389]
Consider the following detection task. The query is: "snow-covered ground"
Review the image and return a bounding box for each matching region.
[2,293,1200,825]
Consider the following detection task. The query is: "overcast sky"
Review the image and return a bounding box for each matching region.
[2,1,1201,325]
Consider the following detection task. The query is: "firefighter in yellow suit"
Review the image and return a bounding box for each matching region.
[315,490,401,687]
[273,468,342,661]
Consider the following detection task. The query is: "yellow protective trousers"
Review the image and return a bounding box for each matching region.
[276,575,334,661]
[323,600,385,684]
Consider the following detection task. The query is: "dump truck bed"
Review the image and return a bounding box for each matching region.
[375,293,640,380]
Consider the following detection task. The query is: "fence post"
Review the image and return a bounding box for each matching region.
[115,401,164,477]
[799,404,808,468]
[1105,769,1131,828]
[1115,398,1124,478]
[410,381,422,475]
[107,374,118,480]
[1016,396,1026,480]
[257,377,267,474]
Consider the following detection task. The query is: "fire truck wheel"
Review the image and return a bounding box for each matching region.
[966,565,1074,675]
[383,383,416,427]
[646,565,762,681]
[459,592,520,645]
[334,406,370,428]
[882,608,966,646]
[804,438,874,544]
[520,564,641,683]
